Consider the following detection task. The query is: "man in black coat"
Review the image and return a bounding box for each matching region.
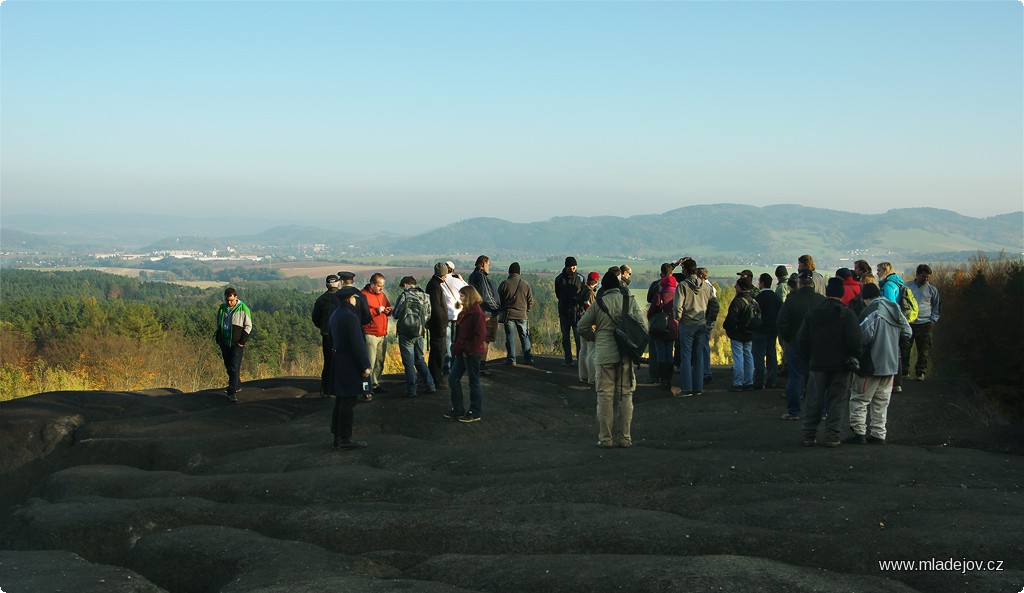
[796,278,862,448]
[425,262,450,390]
[311,274,341,397]
[329,286,371,450]
[776,271,825,421]
[752,273,783,389]
[554,256,584,366]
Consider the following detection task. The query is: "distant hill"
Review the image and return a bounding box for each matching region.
[4,206,1021,263]
[389,204,1024,262]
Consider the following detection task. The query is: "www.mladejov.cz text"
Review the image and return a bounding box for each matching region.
[878,558,1005,574]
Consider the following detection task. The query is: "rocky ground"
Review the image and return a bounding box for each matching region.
[1,357,1021,593]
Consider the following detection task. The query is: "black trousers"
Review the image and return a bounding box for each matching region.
[220,344,244,394]
[331,396,357,439]
[320,334,333,395]
[428,326,448,387]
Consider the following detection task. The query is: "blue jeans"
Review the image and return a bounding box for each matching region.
[559,310,581,362]
[730,339,753,387]
[785,345,807,416]
[703,326,713,379]
[503,318,532,362]
[678,323,706,393]
[752,333,778,388]
[653,339,675,365]
[449,354,483,416]
[399,336,434,396]
[443,320,457,375]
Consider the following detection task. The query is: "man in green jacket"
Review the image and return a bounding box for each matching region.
[216,287,252,403]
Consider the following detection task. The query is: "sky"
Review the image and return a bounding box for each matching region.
[1,0,1022,231]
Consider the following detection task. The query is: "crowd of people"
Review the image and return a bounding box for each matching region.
[214,254,941,451]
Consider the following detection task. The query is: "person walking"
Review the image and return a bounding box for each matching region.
[215,287,252,403]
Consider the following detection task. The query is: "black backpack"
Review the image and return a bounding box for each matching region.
[596,287,649,364]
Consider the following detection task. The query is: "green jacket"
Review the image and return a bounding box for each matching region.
[216,301,253,347]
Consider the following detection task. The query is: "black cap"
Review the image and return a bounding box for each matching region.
[337,271,356,281]
[736,269,754,278]
[565,256,578,267]
[326,274,340,285]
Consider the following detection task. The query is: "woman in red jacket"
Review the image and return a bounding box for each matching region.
[444,286,487,423]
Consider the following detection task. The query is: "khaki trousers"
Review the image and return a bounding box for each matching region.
[595,360,635,447]
[365,334,386,388]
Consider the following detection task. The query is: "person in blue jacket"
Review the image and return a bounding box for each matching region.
[328,286,371,450]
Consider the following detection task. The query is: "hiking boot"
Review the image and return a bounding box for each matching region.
[692,391,702,397]
[867,435,887,445]
[617,441,633,448]
[459,411,481,423]
[333,437,368,450]
[893,385,903,393]
[443,409,464,420]
[359,393,373,402]
[597,441,613,449]
[842,433,867,445]
[781,413,800,421]
[824,436,842,448]
[802,436,816,447]
[227,393,238,403]
[914,373,925,381]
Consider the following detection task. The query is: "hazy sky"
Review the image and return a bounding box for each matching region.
[2,1,1021,230]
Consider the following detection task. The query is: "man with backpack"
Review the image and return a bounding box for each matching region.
[578,270,649,448]
[876,261,918,392]
[724,276,759,391]
[392,276,435,398]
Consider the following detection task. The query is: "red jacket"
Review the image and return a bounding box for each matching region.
[361,288,391,337]
[841,276,861,307]
[453,304,487,357]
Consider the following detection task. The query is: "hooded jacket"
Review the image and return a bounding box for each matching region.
[859,298,912,376]
[878,273,905,305]
[673,276,712,325]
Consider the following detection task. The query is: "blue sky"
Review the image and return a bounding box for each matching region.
[2,0,1021,230]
